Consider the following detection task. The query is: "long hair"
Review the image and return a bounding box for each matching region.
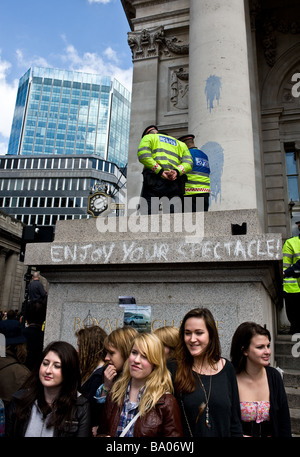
[76,325,107,383]
[15,341,81,431]
[230,322,271,374]
[174,308,221,395]
[110,333,173,417]
[104,326,138,363]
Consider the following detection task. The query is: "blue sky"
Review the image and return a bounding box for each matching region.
[0,0,133,155]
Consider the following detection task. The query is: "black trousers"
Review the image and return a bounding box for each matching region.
[183,194,210,212]
[140,176,183,215]
[284,291,300,334]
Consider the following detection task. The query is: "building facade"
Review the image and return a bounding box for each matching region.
[8,67,130,168]
[0,153,126,226]
[121,0,300,240]
[1,67,130,224]
[0,210,25,311]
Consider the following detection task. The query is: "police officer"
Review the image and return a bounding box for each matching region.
[282,220,300,334]
[178,134,210,212]
[138,125,193,214]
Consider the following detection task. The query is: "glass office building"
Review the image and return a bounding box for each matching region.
[8,67,131,168]
[1,67,130,225]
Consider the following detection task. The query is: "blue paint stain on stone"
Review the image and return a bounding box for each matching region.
[205,75,222,112]
[201,141,224,203]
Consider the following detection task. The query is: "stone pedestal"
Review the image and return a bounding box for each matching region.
[24,210,282,361]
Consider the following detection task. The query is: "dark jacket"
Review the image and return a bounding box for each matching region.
[28,280,47,304]
[80,365,106,426]
[0,353,30,409]
[5,391,91,437]
[266,366,291,437]
[100,392,182,437]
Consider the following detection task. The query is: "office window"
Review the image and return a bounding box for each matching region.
[285,149,299,202]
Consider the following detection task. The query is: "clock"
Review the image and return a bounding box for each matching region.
[87,192,109,217]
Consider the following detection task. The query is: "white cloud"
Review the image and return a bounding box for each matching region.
[16,48,49,69]
[60,42,132,91]
[88,0,112,4]
[103,47,119,64]
[0,51,18,154]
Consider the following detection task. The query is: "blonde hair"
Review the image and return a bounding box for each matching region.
[154,326,179,358]
[110,333,173,416]
[104,326,138,362]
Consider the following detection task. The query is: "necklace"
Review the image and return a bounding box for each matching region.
[195,372,212,428]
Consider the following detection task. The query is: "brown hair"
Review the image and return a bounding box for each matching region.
[76,325,107,383]
[174,308,221,394]
[230,322,271,374]
[104,326,138,363]
[154,326,179,359]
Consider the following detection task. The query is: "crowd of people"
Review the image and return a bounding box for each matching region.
[0,305,292,438]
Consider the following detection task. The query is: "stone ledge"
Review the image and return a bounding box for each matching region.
[24,233,282,266]
[53,209,263,242]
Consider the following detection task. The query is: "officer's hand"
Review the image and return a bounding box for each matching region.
[162,171,172,180]
[163,170,177,180]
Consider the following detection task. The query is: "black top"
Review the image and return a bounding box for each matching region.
[264,366,291,437]
[80,365,106,427]
[168,359,243,437]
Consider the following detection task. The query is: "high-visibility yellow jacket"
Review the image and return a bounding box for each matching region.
[283,235,300,293]
[185,147,210,195]
[138,133,193,176]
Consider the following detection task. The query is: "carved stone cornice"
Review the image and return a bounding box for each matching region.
[259,12,300,67]
[128,26,189,60]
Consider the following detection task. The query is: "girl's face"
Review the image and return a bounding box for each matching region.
[104,344,124,372]
[184,317,210,359]
[244,334,271,367]
[128,344,153,382]
[39,351,63,389]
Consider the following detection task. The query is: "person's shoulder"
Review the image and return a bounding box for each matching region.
[284,235,300,244]
[157,392,177,406]
[76,394,90,405]
[221,358,236,375]
[265,365,284,381]
[193,147,208,156]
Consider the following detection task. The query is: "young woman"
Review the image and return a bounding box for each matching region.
[94,326,138,402]
[98,332,182,437]
[169,307,242,437]
[230,322,291,437]
[6,341,91,437]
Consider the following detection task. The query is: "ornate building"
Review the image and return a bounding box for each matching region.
[0,211,25,311]
[122,0,300,239]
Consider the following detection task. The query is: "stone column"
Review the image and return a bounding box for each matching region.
[0,249,7,306]
[126,27,161,214]
[189,0,257,212]
[1,251,17,309]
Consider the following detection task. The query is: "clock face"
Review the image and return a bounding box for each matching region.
[88,192,108,215]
